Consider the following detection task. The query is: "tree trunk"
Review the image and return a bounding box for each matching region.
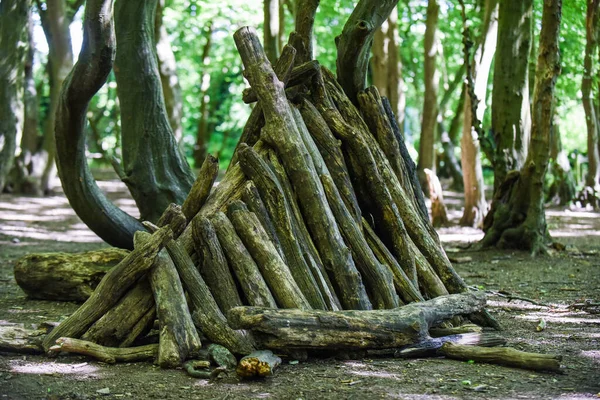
[417,0,440,196]
[491,0,533,192]
[335,0,398,104]
[460,0,498,228]
[39,0,74,194]
[264,0,280,63]
[582,0,600,190]
[155,0,184,145]
[386,8,405,133]
[12,12,43,195]
[114,0,195,223]
[481,0,562,254]
[193,24,214,168]
[0,0,30,191]
[548,114,576,205]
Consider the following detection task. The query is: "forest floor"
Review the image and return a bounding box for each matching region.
[0,174,599,400]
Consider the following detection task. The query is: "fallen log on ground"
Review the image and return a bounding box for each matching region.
[48,337,157,364]
[14,248,128,302]
[228,292,486,350]
[439,342,563,373]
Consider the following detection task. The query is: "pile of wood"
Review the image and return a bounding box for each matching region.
[16,27,552,376]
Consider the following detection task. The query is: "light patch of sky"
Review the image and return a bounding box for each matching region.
[32,6,84,61]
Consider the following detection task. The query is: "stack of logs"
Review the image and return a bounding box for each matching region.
[17,27,563,376]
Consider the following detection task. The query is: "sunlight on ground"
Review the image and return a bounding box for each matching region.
[9,360,99,378]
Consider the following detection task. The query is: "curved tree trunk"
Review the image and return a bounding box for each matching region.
[155,0,184,145]
[0,0,30,191]
[114,0,195,223]
[548,114,576,205]
[54,0,145,250]
[490,0,533,192]
[417,0,439,196]
[460,0,498,228]
[481,0,562,254]
[336,0,398,104]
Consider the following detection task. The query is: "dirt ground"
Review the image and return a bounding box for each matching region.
[0,178,599,400]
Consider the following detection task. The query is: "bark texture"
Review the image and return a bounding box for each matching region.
[0,0,30,191]
[114,0,195,223]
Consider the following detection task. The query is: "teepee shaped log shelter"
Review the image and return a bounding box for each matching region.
[31,21,501,368]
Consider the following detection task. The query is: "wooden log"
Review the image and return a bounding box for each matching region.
[234,26,371,310]
[42,227,173,352]
[228,200,311,309]
[358,87,428,224]
[228,45,297,169]
[439,343,563,373]
[48,337,157,364]
[361,219,424,304]
[242,181,285,260]
[228,292,486,350]
[265,150,342,311]
[320,174,399,309]
[243,60,320,103]
[312,70,417,287]
[238,144,327,309]
[236,350,282,379]
[149,249,202,368]
[82,278,155,347]
[181,154,219,221]
[164,237,255,355]
[291,103,398,309]
[120,306,156,347]
[156,204,187,238]
[381,96,429,222]
[411,240,450,299]
[0,325,46,354]
[192,217,243,313]
[206,343,237,369]
[298,97,362,224]
[430,323,482,337]
[388,332,506,359]
[14,248,128,302]
[320,68,500,328]
[211,211,277,308]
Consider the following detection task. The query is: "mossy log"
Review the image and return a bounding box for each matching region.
[234,26,371,311]
[228,292,486,350]
[14,248,128,302]
[210,211,277,308]
[228,200,311,309]
[392,332,506,358]
[192,217,243,313]
[181,154,219,221]
[439,343,563,373]
[81,278,155,347]
[42,227,173,352]
[0,325,46,354]
[149,249,202,368]
[48,337,157,364]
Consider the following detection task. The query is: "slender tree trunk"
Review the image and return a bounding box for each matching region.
[460,0,498,228]
[548,113,576,205]
[264,0,280,63]
[0,0,30,191]
[583,0,600,190]
[417,0,440,196]
[38,0,74,194]
[114,0,195,223]
[371,19,389,99]
[481,0,562,254]
[278,0,287,54]
[155,0,184,145]
[491,0,533,192]
[386,8,405,134]
[193,24,214,168]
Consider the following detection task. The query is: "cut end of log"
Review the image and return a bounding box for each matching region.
[236,350,282,379]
